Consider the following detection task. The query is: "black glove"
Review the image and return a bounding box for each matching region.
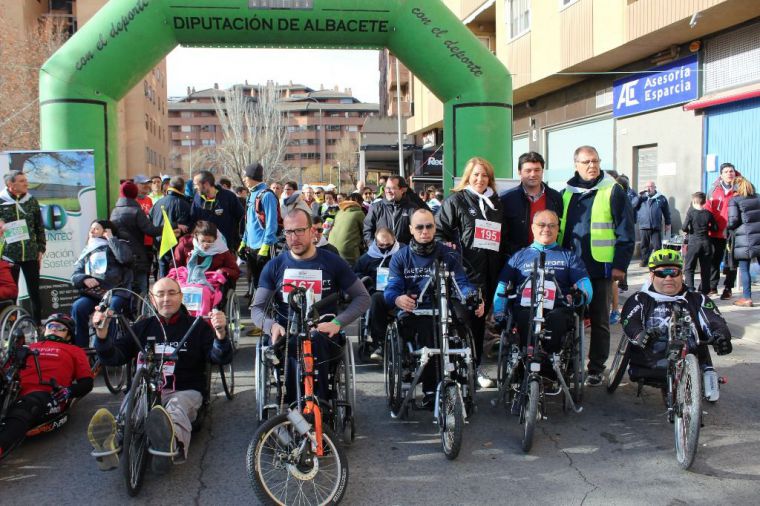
[713,335,732,356]
[634,328,659,348]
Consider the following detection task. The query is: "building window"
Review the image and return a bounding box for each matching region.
[181,111,193,118]
[181,125,192,132]
[507,0,530,39]
[346,125,358,132]
[201,139,215,146]
[181,140,193,147]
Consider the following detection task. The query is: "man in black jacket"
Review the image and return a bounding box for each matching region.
[363,175,422,245]
[87,277,232,472]
[150,176,192,277]
[191,170,245,253]
[500,152,563,255]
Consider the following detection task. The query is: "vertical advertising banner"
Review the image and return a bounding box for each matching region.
[0,150,97,315]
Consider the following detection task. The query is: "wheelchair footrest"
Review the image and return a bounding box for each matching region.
[148,447,180,458]
[91,447,121,458]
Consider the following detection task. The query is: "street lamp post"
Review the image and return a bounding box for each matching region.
[184,134,193,179]
[305,96,324,182]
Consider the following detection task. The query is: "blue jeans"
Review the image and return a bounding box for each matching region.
[738,259,756,299]
[71,294,130,348]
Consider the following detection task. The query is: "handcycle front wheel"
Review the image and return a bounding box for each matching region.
[122,367,151,497]
[247,413,349,506]
[607,334,631,394]
[219,291,241,400]
[104,365,127,394]
[521,378,540,453]
[674,353,702,470]
[440,383,464,460]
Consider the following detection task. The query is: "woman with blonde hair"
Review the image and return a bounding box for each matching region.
[436,156,507,387]
[727,176,760,306]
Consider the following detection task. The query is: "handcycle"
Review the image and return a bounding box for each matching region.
[493,252,585,453]
[384,257,477,460]
[0,319,77,457]
[89,297,217,496]
[253,284,357,440]
[606,302,707,469]
[247,286,351,505]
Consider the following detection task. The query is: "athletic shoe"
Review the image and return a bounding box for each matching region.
[87,408,119,471]
[720,289,732,300]
[585,373,603,387]
[147,406,176,474]
[477,367,495,389]
[609,310,621,325]
[370,346,383,361]
[734,298,754,307]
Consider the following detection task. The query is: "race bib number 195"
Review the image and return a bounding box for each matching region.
[472,219,501,252]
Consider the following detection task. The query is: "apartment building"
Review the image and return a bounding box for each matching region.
[168,83,379,184]
[404,0,760,219]
[4,0,168,180]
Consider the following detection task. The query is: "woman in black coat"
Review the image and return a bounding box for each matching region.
[436,156,507,388]
[727,176,760,307]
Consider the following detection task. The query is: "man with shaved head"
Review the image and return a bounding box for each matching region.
[86,277,232,473]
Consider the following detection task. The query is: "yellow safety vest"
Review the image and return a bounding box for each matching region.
[558,177,616,263]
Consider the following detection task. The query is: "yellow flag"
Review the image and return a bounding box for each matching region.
[158,207,178,258]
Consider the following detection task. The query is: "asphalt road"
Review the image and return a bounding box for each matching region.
[2,297,760,505]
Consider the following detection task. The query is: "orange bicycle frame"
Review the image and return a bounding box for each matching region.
[301,336,324,456]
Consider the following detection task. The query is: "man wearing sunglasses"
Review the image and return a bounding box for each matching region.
[251,209,370,403]
[0,314,93,461]
[385,209,484,409]
[621,249,732,401]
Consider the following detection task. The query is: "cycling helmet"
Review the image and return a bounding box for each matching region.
[647,248,683,270]
[43,313,75,341]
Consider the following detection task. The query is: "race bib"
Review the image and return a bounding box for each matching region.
[161,361,176,375]
[181,286,203,312]
[154,343,177,355]
[472,219,501,252]
[86,251,108,277]
[3,219,29,244]
[283,268,323,311]
[520,280,557,310]
[375,267,389,291]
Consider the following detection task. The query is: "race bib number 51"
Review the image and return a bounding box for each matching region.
[472,219,501,252]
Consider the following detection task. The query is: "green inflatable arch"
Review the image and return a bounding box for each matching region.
[40,0,512,216]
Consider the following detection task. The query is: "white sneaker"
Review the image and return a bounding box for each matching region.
[477,368,495,389]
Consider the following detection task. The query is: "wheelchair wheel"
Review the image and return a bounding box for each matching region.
[332,348,356,444]
[225,290,242,351]
[247,413,349,505]
[122,367,151,497]
[357,310,372,363]
[440,383,464,460]
[567,320,584,406]
[0,306,34,356]
[255,339,281,425]
[384,322,402,415]
[674,354,701,470]
[521,378,540,453]
[607,335,631,394]
[104,365,127,394]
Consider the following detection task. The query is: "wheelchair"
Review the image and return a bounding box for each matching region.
[253,287,357,444]
[383,258,477,460]
[493,256,585,453]
[178,277,241,400]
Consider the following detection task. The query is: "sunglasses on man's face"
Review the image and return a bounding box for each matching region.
[414,223,434,231]
[46,322,68,332]
[653,268,682,278]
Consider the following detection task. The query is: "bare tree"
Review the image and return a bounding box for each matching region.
[334,133,360,192]
[0,17,69,151]
[212,83,294,185]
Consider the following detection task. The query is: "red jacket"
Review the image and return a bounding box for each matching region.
[707,178,738,239]
[19,340,92,396]
[174,235,240,283]
[0,260,18,301]
[137,195,154,247]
